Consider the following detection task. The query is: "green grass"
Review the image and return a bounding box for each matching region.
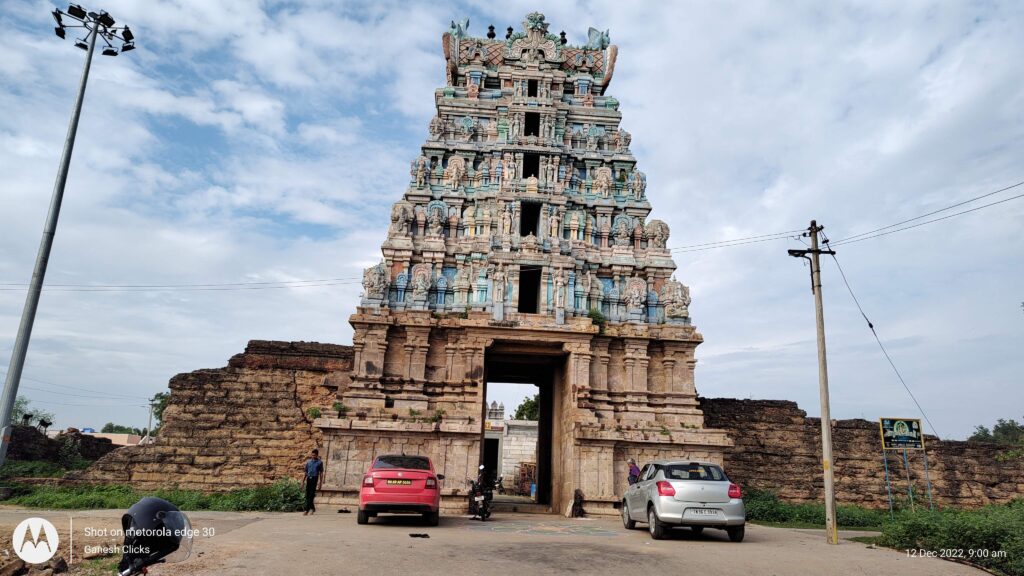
[76,555,121,576]
[0,459,87,479]
[878,499,1024,576]
[746,490,1024,576]
[744,489,889,530]
[4,479,305,512]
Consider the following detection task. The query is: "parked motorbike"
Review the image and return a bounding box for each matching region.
[468,464,493,521]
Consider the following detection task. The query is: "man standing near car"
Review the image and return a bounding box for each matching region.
[303,448,324,515]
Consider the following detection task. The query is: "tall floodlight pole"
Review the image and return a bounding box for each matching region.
[0,4,136,467]
[789,220,839,544]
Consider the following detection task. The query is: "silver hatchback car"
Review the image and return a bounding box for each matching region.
[621,460,746,541]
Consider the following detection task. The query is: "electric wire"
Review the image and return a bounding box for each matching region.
[831,180,1024,246]
[0,370,151,400]
[823,240,941,439]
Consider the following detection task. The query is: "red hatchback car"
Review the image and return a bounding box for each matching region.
[358,455,444,526]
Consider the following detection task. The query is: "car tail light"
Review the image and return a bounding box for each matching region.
[729,483,742,499]
[363,476,373,487]
[656,481,675,496]
[425,477,437,489]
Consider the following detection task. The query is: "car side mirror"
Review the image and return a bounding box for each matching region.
[436,474,445,480]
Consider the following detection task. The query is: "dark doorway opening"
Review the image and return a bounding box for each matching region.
[520,202,540,237]
[523,153,539,178]
[518,268,541,313]
[525,112,540,137]
[483,437,500,477]
[527,79,538,97]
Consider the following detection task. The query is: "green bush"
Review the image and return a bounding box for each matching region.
[6,479,305,513]
[878,500,1024,575]
[743,489,888,528]
[0,460,75,479]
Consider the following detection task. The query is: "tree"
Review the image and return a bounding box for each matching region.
[150,392,169,433]
[11,396,55,427]
[969,418,1024,444]
[101,423,142,435]
[512,393,539,421]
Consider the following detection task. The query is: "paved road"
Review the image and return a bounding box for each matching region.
[0,507,983,576]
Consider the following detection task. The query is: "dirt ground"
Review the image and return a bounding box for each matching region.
[0,507,985,576]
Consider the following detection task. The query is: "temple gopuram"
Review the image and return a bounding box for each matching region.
[321,12,732,514]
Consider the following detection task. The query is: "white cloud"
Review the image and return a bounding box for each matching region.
[0,0,1021,438]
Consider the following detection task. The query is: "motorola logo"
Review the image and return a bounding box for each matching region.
[12,517,59,564]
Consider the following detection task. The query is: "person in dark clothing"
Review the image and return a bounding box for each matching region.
[302,448,325,515]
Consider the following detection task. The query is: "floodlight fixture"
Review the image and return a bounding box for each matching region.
[74,39,88,50]
[97,11,114,27]
[52,10,63,25]
[122,26,133,42]
[120,41,135,52]
[67,3,87,19]
[55,26,66,39]
[102,46,118,56]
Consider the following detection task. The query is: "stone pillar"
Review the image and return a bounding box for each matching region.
[406,327,430,382]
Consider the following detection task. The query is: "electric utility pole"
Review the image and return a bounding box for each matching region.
[788,220,839,545]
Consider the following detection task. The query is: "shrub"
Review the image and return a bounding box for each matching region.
[0,460,73,479]
[306,407,321,419]
[743,489,887,528]
[332,401,347,418]
[6,479,306,513]
[878,500,1024,575]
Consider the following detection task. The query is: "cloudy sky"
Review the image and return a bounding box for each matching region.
[1,0,1021,439]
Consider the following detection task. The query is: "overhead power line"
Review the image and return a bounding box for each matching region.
[0,370,150,400]
[823,243,941,439]
[831,180,1024,246]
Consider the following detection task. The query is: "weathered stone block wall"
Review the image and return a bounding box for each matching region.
[75,341,1024,510]
[8,426,115,463]
[700,397,1024,509]
[501,420,538,485]
[74,341,350,490]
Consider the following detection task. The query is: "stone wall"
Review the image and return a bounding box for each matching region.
[73,341,350,490]
[8,426,115,463]
[75,341,1024,510]
[501,420,538,488]
[700,398,1024,509]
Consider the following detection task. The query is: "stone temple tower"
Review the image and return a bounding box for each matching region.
[321,12,731,514]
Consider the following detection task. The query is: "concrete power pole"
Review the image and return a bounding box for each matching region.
[789,220,839,544]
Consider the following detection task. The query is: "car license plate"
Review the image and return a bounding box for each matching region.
[691,508,717,516]
[386,479,412,485]
[474,496,485,501]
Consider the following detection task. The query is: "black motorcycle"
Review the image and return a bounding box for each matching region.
[468,464,493,521]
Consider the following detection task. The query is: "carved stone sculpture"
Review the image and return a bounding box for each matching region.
[661,276,691,319]
[593,166,614,196]
[388,201,412,238]
[362,261,390,300]
[645,220,670,249]
[428,115,443,140]
[413,155,428,188]
[446,156,467,191]
[630,168,646,198]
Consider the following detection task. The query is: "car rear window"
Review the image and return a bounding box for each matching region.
[664,463,727,481]
[373,455,431,470]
